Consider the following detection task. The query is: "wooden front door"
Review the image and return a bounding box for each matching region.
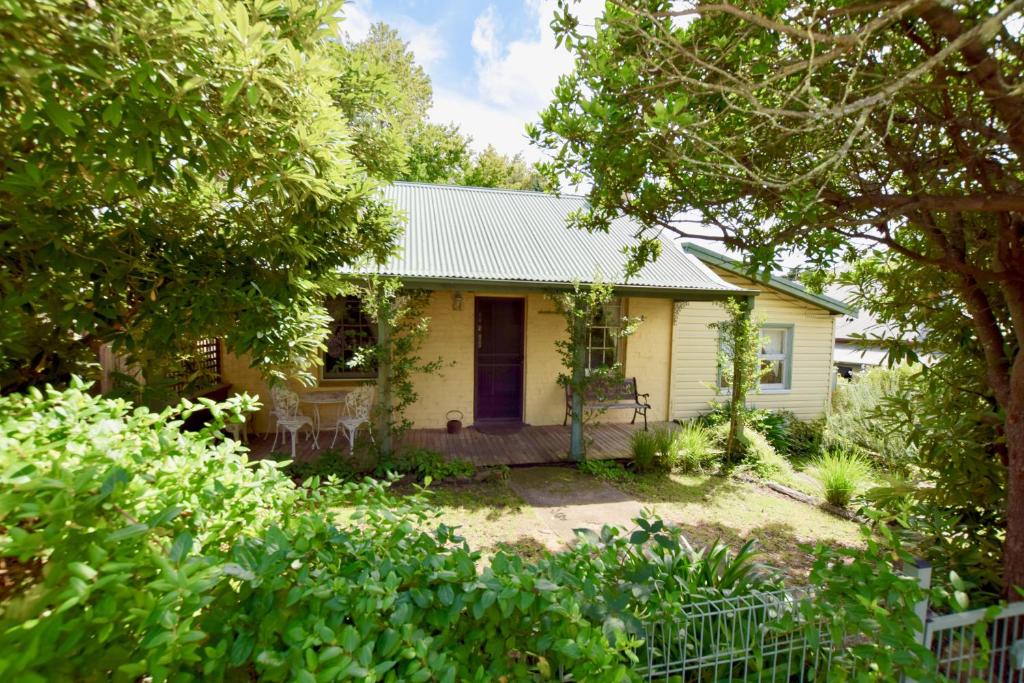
[474,297,525,423]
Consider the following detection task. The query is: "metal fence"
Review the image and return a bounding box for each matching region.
[634,587,834,682]
[909,562,1024,682]
[625,564,1024,683]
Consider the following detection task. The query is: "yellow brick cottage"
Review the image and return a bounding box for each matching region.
[219,182,851,435]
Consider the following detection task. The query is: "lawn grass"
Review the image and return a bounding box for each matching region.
[614,472,864,579]
[337,478,552,563]
[334,469,864,579]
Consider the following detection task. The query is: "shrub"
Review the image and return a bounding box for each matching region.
[673,422,719,473]
[788,417,826,461]
[272,448,357,483]
[375,447,476,482]
[700,404,793,455]
[814,451,871,508]
[709,423,793,480]
[827,365,918,471]
[2,382,799,681]
[0,382,634,680]
[742,428,794,480]
[631,426,678,473]
[579,459,633,482]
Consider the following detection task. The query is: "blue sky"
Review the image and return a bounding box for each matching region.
[340,0,604,161]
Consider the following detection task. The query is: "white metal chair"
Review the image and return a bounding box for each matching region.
[330,385,375,453]
[269,386,312,458]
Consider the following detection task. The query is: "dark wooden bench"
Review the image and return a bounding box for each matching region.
[564,376,651,429]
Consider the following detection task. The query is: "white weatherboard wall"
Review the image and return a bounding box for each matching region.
[670,267,838,421]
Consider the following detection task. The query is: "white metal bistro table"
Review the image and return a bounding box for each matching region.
[298,390,349,448]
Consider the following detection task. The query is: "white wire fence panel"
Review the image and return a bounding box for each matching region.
[923,601,1024,682]
[635,588,835,682]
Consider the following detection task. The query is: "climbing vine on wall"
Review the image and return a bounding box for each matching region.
[550,281,640,461]
[355,276,444,458]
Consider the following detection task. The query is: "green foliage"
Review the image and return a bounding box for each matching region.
[709,298,762,462]
[355,277,444,456]
[672,422,719,474]
[742,428,794,481]
[630,428,671,474]
[459,145,548,191]
[403,122,473,184]
[814,452,871,509]
[788,417,827,462]
[1,382,640,680]
[578,459,633,482]
[550,281,640,461]
[536,0,1024,594]
[271,449,357,484]
[0,0,398,391]
[632,424,718,475]
[375,448,476,483]
[708,422,793,481]
[702,404,825,463]
[540,519,783,667]
[329,23,432,181]
[796,521,944,679]
[827,365,919,472]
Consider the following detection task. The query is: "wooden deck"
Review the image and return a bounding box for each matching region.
[245,422,669,467]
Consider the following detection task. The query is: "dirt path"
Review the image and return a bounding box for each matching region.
[507,467,647,546]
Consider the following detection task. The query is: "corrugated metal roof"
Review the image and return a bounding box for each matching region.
[360,182,745,294]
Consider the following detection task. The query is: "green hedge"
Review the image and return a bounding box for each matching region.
[1,382,787,681]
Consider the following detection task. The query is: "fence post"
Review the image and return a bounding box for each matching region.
[902,558,932,683]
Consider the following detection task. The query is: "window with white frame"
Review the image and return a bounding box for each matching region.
[759,325,792,390]
[586,299,624,371]
[718,324,793,390]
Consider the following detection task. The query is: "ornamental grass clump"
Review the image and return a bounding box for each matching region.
[631,425,679,473]
[814,451,872,508]
[673,422,719,473]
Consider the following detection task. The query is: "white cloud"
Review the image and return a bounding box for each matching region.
[430,86,537,160]
[435,0,603,159]
[340,0,605,160]
[338,0,446,68]
[470,6,499,62]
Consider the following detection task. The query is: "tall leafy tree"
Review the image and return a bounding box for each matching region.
[403,122,473,184]
[460,145,549,191]
[533,0,1024,592]
[0,0,398,391]
[329,22,433,180]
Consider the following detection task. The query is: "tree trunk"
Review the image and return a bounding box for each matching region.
[374,293,393,459]
[569,310,587,462]
[726,297,753,463]
[1004,367,1024,598]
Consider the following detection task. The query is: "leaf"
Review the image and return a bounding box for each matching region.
[629,530,649,545]
[222,563,256,581]
[102,98,124,126]
[223,79,245,107]
[107,523,149,542]
[43,99,78,136]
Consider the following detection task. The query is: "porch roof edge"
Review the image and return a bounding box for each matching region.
[341,274,758,300]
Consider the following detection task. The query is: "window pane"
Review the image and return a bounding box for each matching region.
[324,296,377,378]
[762,359,784,385]
[762,329,785,355]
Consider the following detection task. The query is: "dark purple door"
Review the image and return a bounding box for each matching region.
[474,297,525,422]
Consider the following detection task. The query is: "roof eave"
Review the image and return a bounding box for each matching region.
[681,243,857,316]
[341,273,756,300]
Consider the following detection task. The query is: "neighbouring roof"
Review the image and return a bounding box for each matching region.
[681,243,856,316]
[365,182,750,297]
[827,285,922,341]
